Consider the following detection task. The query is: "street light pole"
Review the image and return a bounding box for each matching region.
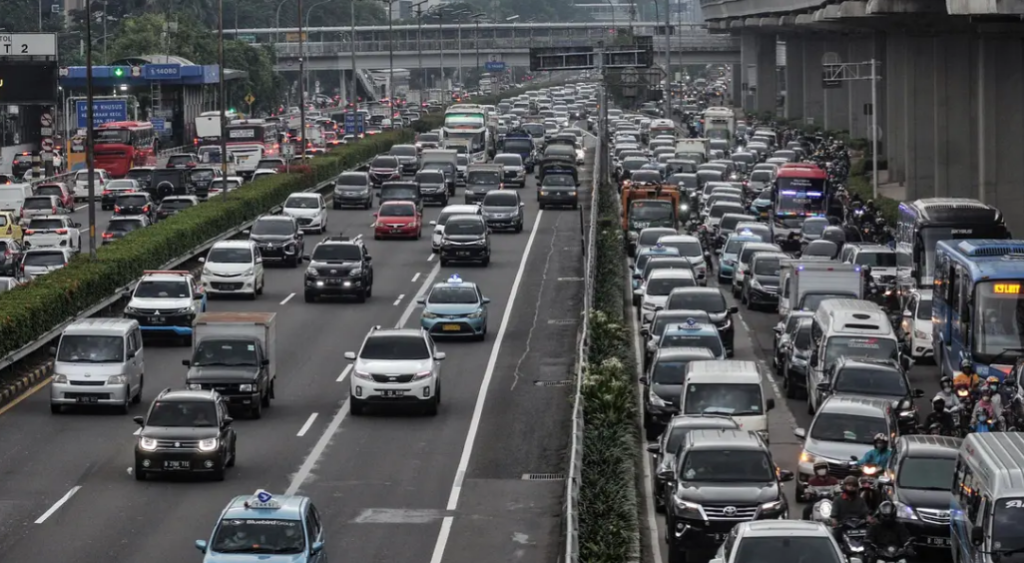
[413,0,427,92]
[85,0,97,258]
[386,0,394,101]
[474,17,480,73]
[297,0,306,160]
[304,0,332,96]
[350,0,358,106]
[219,0,228,198]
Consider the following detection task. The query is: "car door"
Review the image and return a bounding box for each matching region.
[253,244,265,284]
[126,330,141,395]
[132,327,145,387]
[317,195,327,226]
[306,503,326,561]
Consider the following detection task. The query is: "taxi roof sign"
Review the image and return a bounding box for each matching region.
[244,489,282,509]
[448,274,463,283]
[681,318,699,329]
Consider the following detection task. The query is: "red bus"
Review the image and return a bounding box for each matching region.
[771,165,828,231]
[92,121,157,178]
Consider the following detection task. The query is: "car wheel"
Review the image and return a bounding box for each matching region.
[226,441,236,467]
[50,403,61,414]
[261,385,271,407]
[440,259,449,266]
[334,203,341,210]
[424,395,439,416]
[134,462,147,481]
[350,396,365,416]
[305,291,316,303]
[132,375,144,404]
[251,400,262,419]
[357,287,367,303]
[784,365,796,399]
[256,277,264,296]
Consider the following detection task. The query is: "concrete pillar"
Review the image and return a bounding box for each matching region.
[846,36,874,142]
[823,38,849,133]
[731,64,742,108]
[904,35,937,199]
[740,32,758,114]
[886,32,906,184]
[977,34,1024,228]
[755,33,778,115]
[803,38,825,128]
[872,32,887,160]
[932,35,974,198]
[785,36,805,120]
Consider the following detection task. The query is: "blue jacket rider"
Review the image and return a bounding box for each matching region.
[859,433,893,467]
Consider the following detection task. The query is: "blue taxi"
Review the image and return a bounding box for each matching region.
[656,318,727,359]
[632,243,681,290]
[717,233,761,284]
[195,490,326,562]
[417,274,490,339]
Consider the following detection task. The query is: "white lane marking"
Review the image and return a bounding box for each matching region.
[133,427,141,436]
[396,262,441,328]
[427,253,435,262]
[75,204,88,211]
[35,486,82,524]
[429,516,456,563]
[337,364,352,382]
[440,209,543,514]
[280,292,295,305]
[285,398,350,496]
[411,272,421,283]
[296,413,319,437]
[393,294,405,307]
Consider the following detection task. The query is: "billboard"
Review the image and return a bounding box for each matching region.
[0,62,58,104]
[75,99,129,129]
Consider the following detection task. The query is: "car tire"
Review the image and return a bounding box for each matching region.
[226,441,236,467]
[440,259,449,266]
[784,365,796,399]
[481,257,490,267]
[334,202,341,210]
[211,466,225,481]
[357,287,367,303]
[50,403,61,414]
[350,396,365,416]
[424,395,439,416]
[366,283,372,297]
[134,462,146,481]
[132,375,144,404]
[256,278,264,296]
[120,386,131,414]
[305,291,316,303]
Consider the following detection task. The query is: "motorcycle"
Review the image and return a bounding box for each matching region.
[866,539,915,563]
[804,484,841,523]
[837,517,870,560]
[847,460,882,511]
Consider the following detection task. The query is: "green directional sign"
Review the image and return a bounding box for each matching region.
[112,67,125,78]
[237,34,257,44]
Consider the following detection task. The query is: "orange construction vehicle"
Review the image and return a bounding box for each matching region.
[621,183,681,233]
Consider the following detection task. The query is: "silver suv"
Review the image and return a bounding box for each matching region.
[344,327,446,416]
[710,520,844,563]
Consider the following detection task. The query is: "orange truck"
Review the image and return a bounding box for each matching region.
[621,184,681,233]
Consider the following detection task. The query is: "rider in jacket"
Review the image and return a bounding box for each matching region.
[803,460,840,520]
[866,501,913,558]
[830,476,870,527]
[934,375,962,414]
[859,433,893,467]
[924,397,957,436]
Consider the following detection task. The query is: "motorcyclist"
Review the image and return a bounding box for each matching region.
[971,410,995,433]
[831,476,870,530]
[953,359,983,390]
[859,433,893,467]
[924,397,956,436]
[984,376,1005,415]
[934,375,962,413]
[974,387,1001,422]
[803,460,840,520]
[866,501,912,559]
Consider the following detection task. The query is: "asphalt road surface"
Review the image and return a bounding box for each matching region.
[0,148,590,562]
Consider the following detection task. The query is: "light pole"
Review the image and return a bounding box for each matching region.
[383,0,394,101]
[274,0,292,47]
[413,0,427,92]
[304,0,331,95]
[297,0,306,160]
[451,9,468,86]
[350,0,358,106]
[84,0,97,258]
[506,15,518,84]
[218,0,228,198]
[471,13,484,76]
[428,10,444,93]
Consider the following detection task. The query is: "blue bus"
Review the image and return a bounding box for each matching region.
[932,239,1024,381]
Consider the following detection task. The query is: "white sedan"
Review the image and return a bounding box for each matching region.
[282,192,328,233]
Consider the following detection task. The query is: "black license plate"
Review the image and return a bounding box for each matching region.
[381,390,405,397]
[164,460,190,470]
[926,537,950,546]
[456,251,471,256]
[149,316,165,324]
[75,395,99,404]
[712,533,728,542]
[391,229,403,233]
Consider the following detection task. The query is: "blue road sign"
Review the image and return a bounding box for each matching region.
[75,99,128,129]
[484,61,506,72]
[150,118,166,132]
[343,112,366,135]
[144,64,181,80]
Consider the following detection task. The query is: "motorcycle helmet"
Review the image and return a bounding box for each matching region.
[842,475,859,494]
[928,421,944,435]
[932,396,946,410]
[873,433,889,449]
[940,375,953,392]
[813,460,829,477]
[987,376,1001,389]
[875,217,886,227]
[961,359,975,376]
[877,500,896,520]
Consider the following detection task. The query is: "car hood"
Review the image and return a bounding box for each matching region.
[129,297,192,309]
[186,366,260,381]
[355,358,433,374]
[482,205,518,214]
[419,182,446,190]
[643,294,669,308]
[204,262,253,276]
[140,426,220,440]
[467,184,499,192]
[443,234,486,243]
[674,482,780,505]
[53,363,130,378]
[283,208,320,218]
[896,487,950,511]
[425,303,482,316]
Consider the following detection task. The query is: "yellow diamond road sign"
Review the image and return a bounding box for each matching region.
[245,93,255,105]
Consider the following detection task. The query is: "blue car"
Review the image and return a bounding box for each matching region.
[632,244,681,290]
[196,490,326,562]
[749,192,772,218]
[717,234,761,284]
[418,274,490,340]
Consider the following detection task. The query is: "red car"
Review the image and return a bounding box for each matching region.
[373,201,421,240]
[34,182,75,209]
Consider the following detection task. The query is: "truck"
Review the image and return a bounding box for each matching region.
[778,261,864,318]
[183,312,277,419]
[621,185,681,234]
[702,106,735,142]
[675,139,711,164]
[405,90,422,107]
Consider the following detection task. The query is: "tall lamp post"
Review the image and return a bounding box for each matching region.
[383,0,395,101]
[506,15,519,84]
[218,0,229,198]
[350,0,359,107]
[84,0,97,258]
[428,10,445,93]
[471,13,484,75]
[413,0,427,92]
[297,0,306,160]
[304,0,332,96]
[451,9,468,86]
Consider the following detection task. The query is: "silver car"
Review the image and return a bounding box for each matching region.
[50,318,145,414]
[20,247,73,280]
[22,195,65,219]
[493,153,526,188]
[480,190,524,233]
[344,327,446,415]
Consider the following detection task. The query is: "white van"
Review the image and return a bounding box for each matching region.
[0,183,34,217]
[680,360,774,440]
[952,433,1024,563]
[49,318,145,413]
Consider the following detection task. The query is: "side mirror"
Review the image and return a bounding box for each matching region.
[122,291,132,299]
[645,443,660,453]
[261,358,270,366]
[816,382,830,392]
[434,352,447,361]
[632,271,642,279]
[127,349,136,359]
[913,388,925,398]
[181,359,191,367]
[49,345,57,355]
[133,415,145,426]
[222,416,233,426]
[74,222,81,228]
[640,327,650,338]
[639,376,649,385]
[971,525,985,546]
[766,398,775,411]
[902,356,915,371]
[311,542,325,555]
[876,475,892,486]
[302,255,311,261]
[728,306,738,314]
[482,297,491,304]
[903,310,912,318]
[778,469,795,482]
[520,202,525,207]
[773,323,784,334]
[429,220,437,226]
[344,351,356,360]
[793,427,806,439]
[197,257,206,263]
[194,540,208,553]
[810,351,819,365]
[633,289,643,297]
[242,229,251,235]
[416,296,426,305]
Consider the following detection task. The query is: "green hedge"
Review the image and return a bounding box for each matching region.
[579,178,640,563]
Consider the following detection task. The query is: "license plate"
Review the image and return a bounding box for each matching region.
[926,537,950,546]
[442,324,460,331]
[391,229,403,233]
[149,316,165,324]
[760,212,768,217]
[381,390,405,397]
[712,533,728,542]
[75,395,99,403]
[164,460,190,470]
[456,251,471,256]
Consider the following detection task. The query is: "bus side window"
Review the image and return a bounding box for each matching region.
[949,264,959,308]
[959,274,972,328]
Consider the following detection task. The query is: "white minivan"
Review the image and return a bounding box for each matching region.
[680,360,774,441]
[0,183,34,218]
[50,318,145,414]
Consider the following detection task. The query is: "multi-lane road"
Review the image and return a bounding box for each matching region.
[0,146,590,562]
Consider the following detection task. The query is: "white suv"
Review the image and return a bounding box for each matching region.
[344,328,446,416]
[23,215,81,251]
[710,520,844,563]
[200,240,265,299]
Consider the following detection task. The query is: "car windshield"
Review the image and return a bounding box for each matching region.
[211,518,305,555]
[659,240,702,257]
[252,220,294,236]
[660,333,723,356]
[428,285,479,304]
[803,218,828,236]
[146,400,218,427]
[855,251,898,268]
[336,174,368,187]
[445,220,484,235]
[160,199,193,210]
[24,251,66,266]
[418,133,440,143]
[652,360,694,385]
[117,195,149,206]
[380,205,415,217]
[416,172,445,183]
[484,192,518,207]
[993,498,1024,553]
[107,180,138,190]
[666,291,726,312]
[802,293,857,311]
[494,155,521,166]
[683,383,763,416]
[679,449,773,482]
[734,537,843,563]
[191,170,214,181]
[647,277,695,296]
[207,247,253,264]
[360,335,430,360]
[897,456,955,490]
[76,171,104,181]
[134,280,190,298]
[973,281,1024,360]
[917,298,932,320]
[284,196,318,209]
[390,146,417,157]
[468,172,500,185]
[311,244,361,262]
[28,218,63,230]
[810,413,887,444]
[35,186,62,197]
[192,339,259,367]
[543,175,575,187]
[825,336,898,364]
[57,335,124,362]
[754,257,782,276]
[709,205,742,219]
[381,186,419,199]
[107,220,143,233]
[372,156,398,168]
[835,366,907,397]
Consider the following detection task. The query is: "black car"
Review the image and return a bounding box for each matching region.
[814,357,924,430]
[646,414,739,512]
[248,215,304,267]
[641,347,717,441]
[332,171,373,209]
[878,435,961,553]
[419,162,457,196]
[156,196,198,221]
[148,169,194,200]
[780,318,813,400]
[379,181,423,210]
[0,238,24,275]
[189,167,222,200]
[302,236,374,302]
[133,389,236,481]
[368,156,401,187]
[102,216,148,244]
[538,172,579,209]
[439,215,490,267]
[415,170,449,206]
[464,164,503,205]
[660,287,738,356]
[124,167,155,190]
[480,190,524,232]
[113,192,157,223]
[742,252,786,310]
[667,429,792,562]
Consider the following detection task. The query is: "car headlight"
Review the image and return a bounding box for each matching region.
[718,319,731,330]
[628,231,639,242]
[914,330,928,339]
[238,383,254,392]
[139,437,158,451]
[198,438,219,452]
[799,451,816,464]
[306,267,318,277]
[107,375,127,385]
[642,301,657,311]
[187,383,202,390]
[751,278,763,290]
[350,268,362,277]
[124,305,138,314]
[895,501,918,520]
[818,500,833,519]
[674,498,704,517]
[53,374,68,384]
[467,310,484,318]
[412,370,432,381]
[759,500,784,512]
[648,388,668,407]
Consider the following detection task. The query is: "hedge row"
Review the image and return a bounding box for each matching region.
[579,178,641,563]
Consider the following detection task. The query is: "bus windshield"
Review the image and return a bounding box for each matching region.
[920,225,1010,282]
[775,177,826,214]
[973,281,1024,363]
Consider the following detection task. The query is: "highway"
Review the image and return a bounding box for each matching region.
[0,146,589,562]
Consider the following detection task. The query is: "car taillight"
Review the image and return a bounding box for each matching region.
[3,248,10,258]
[102,190,111,195]
[52,207,57,214]
[102,232,114,239]
[24,230,34,235]
[55,228,68,234]
[142,205,150,212]
[114,206,120,213]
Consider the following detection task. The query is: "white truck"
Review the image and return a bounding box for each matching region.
[675,138,711,164]
[405,90,422,106]
[778,261,864,318]
[184,312,278,418]
[702,106,735,142]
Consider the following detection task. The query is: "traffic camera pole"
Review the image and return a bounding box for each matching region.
[298,0,307,161]
[85,0,97,259]
[219,0,229,197]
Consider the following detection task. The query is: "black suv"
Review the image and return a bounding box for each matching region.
[646,414,739,513]
[439,215,490,267]
[133,389,236,481]
[667,429,792,562]
[148,168,195,200]
[813,357,924,433]
[303,236,374,302]
[415,170,449,206]
[247,215,305,267]
[113,192,157,223]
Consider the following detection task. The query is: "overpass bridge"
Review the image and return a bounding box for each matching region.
[228,22,740,71]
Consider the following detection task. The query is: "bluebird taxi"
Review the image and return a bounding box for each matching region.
[417,274,490,340]
[195,490,326,562]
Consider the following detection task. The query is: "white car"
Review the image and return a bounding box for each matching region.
[344,327,445,416]
[21,247,73,280]
[22,195,67,219]
[902,289,934,361]
[657,234,709,285]
[23,215,81,251]
[200,240,265,299]
[208,177,244,198]
[250,169,278,182]
[73,169,110,199]
[124,270,206,342]
[282,192,327,233]
[430,204,481,252]
[634,269,698,322]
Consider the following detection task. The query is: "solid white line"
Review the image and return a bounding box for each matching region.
[285,398,349,496]
[427,253,435,262]
[296,413,319,437]
[133,427,141,436]
[393,294,405,307]
[428,516,455,563]
[442,210,544,515]
[337,364,352,382]
[411,272,421,283]
[396,263,441,328]
[280,292,295,305]
[75,204,88,211]
[35,486,82,524]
